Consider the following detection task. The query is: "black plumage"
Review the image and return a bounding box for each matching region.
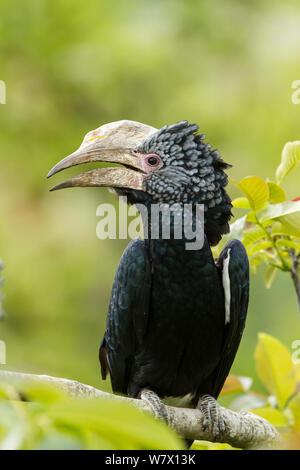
[100,235,249,405]
[99,121,249,405]
[48,119,249,427]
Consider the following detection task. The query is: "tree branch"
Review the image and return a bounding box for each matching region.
[0,370,281,449]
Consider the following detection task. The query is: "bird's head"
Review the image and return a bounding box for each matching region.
[47,120,232,245]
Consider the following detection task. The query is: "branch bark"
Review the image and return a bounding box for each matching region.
[0,370,282,449]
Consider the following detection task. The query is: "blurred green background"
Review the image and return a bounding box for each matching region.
[0,0,300,394]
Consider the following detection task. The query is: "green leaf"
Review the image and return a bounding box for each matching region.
[254,333,297,409]
[37,431,84,450]
[278,212,300,236]
[243,226,266,246]
[258,200,300,235]
[259,200,300,236]
[276,239,300,252]
[246,211,257,223]
[276,141,300,184]
[271,222,299,236]
[0,425,26,451]
[0,381,184,450]
[237,176,269,211]
[264,265,278,289]
[267,182,286,204]
[247,241,272,256]
[288,393,300,430]
[191,440,237,450]
[232,197,250,209]
[251,407,289,427]
[48,398,184,450]
[22,383,67,404]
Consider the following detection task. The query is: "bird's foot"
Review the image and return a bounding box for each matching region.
[197,394,226,441]
[139,388,169,424]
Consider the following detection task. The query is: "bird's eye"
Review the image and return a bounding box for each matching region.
[148,156,158,165]
[133,151,162,173]
[146,154,160,166]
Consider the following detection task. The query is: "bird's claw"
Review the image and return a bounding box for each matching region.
[197,394,226,440]
[139,388,169,424]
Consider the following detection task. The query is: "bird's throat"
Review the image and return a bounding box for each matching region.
[137,202,204,249]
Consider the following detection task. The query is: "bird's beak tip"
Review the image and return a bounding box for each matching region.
[47,165,59,179]
[49,182,66,192]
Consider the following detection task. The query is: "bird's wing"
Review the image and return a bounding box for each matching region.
[212,239,249,398]
[99,238,152,394]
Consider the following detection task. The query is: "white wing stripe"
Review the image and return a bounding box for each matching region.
[222,248,231,324]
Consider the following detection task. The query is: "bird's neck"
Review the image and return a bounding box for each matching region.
[137,201,204,248]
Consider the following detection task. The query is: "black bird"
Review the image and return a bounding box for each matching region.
[48,120,249,441]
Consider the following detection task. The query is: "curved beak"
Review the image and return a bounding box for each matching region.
[47,120,157,192]
[47,146,145,191]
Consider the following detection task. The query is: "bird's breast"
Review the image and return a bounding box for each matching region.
[149,238,224,322]
[133,238,226,397]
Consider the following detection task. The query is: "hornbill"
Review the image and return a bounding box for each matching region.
[48,120,249,443]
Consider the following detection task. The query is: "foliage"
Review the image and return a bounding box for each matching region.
[0,0,299,385]
[214,141,300,312]
[0,333,299,450]
[0,382,183,450]
[231,334,300,445]
[191,333,300,450]
[0,0,299,450]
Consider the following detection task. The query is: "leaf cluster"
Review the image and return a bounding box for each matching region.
[215,141,300,289]
[0,383,183,450]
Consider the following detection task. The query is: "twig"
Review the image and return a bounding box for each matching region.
[0,370,282,449]
[289,250,300,315]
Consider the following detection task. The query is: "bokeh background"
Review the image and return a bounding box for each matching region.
[0,0,300,394]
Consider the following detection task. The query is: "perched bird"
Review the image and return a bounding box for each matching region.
[48,120,249,442]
